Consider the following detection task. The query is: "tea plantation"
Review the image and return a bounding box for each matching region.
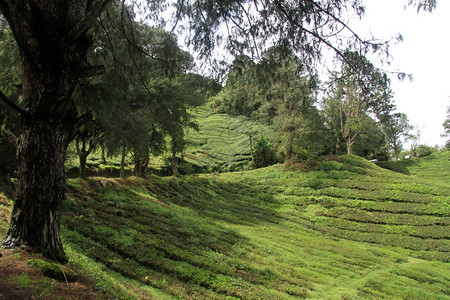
[39,152,450,299]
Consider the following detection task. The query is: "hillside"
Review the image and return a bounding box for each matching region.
[0,153,449,299]
[182,106,274,172]
[377,151,450,185]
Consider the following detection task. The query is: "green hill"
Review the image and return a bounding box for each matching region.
[46,153,449,299]
[182,106,274,172]
[377,151,450,186]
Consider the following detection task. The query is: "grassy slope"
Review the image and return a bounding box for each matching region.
[377,151,450,186]
[57,153,449,299]
[182,106,273,172]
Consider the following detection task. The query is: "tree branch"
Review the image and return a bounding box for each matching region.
[69,111,94,142]
[0,89,28,117]
[79,65,106,78]
[273,1,351,68]
[0,128,18,147]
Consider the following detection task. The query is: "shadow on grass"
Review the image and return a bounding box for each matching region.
[163,176,280,225]
[61,176,284,298]
[376,159,419,175]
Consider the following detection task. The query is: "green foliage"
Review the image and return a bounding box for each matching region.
[442,106,450,148]
[413,144,436,158]
[218,48,329,160]
[381,112,413,160]
[252,137,277,168]
[13,273,56,298]
[0,190,12,235]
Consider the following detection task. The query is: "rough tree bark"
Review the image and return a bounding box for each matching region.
[0,0,111,262]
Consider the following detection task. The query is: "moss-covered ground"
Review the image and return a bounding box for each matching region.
[52,153,450,299]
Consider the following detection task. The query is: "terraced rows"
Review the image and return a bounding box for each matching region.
[236,155,450,263]
[183,107,273,171]
[60,154,449,299]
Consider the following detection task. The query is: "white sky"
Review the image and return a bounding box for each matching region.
[353,0,450,147]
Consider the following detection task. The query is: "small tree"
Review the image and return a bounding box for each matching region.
[75,122,101,179]
[442,105,450,148]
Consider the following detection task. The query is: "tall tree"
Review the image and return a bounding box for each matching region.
[0,0,392,261]
[382,112,413,160]
[324,52,394,155]
[0,1,115,261]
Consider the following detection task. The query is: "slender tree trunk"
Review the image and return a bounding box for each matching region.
[171,150,179,176]
[101,145,107,164]
[76,139,94,179]
[120,145,127,178]
[80,154,88,179]
[336,136,342,155]
[393,139,399,160]
[347,135,353,155]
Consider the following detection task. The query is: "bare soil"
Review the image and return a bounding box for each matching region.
[0,249,109,299]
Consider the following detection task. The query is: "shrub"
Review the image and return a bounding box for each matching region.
[413,145,436,158]
[252,137,277,168]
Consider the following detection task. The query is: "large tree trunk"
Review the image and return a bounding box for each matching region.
[0,0,111,262]
[134,157,149,177]
[134,147,149,177]
[4,119,71,262]
[2,52,80,262]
